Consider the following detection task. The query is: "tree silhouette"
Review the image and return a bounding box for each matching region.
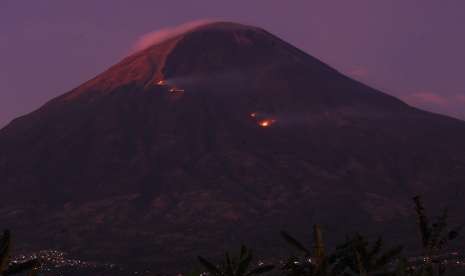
[0,230,39,276]
[330,233,402,276]
[408,196,462,276]
[281,224,334,276]
[281,224,404,276]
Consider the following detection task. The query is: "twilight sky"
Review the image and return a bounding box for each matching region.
[1,0,465,128]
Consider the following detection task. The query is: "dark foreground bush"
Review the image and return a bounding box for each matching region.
[193,196,462,276]
[0,230,40,276]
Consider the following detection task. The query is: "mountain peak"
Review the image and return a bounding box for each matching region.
[133,21,264,54]
[183,21,262,33]
[43,21,405,114]
[59,21,334,101]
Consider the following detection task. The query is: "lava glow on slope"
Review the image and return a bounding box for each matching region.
[156,79,185,93]
[250,112,276,127]
[258,119,276,127]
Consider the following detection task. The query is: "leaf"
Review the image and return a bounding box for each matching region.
[368,237,382,259]
[312,224,326,264]
[239,245,248,260]
[225,252,234,276]
[375,245,403,268]
[447,225,462,241]
[235,252,252,276]
[0,230,12,272]
[429,208,448,251]
[413,196,431,249]
[198,256,221,275]
[280,231,310,255]
[394,258,408,276]
[354,249,367,276]
[438,262,446,276]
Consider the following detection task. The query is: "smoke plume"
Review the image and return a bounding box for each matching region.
[132,19,215,52]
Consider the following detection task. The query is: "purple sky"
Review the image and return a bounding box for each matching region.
[2,0,465,128]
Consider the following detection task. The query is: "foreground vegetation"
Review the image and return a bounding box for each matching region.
[195,196,463,276]
[1,196,462,276]
[0,230,39,276]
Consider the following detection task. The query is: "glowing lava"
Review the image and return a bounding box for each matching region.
[169,88,185,93]
[258,119,276,127]
[249,112,276,127]
[157,80,185,93]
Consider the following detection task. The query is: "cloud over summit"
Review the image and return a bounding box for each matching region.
[132,19,214,52]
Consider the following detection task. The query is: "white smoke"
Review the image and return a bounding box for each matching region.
[132,19,215,52]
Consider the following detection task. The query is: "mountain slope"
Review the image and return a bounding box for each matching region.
[1,22,465,272]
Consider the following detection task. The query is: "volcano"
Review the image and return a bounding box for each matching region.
[1,22,465,273]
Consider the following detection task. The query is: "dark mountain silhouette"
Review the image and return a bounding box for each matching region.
[1,22,465,272]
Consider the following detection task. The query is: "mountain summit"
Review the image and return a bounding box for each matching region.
[1,22,465,272]
[52,21,404,110]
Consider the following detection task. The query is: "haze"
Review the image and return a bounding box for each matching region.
[1,0,465,128]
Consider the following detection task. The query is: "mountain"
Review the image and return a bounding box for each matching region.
[1,22,465,273]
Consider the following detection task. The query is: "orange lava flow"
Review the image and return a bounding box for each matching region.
[258,119,276,127]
